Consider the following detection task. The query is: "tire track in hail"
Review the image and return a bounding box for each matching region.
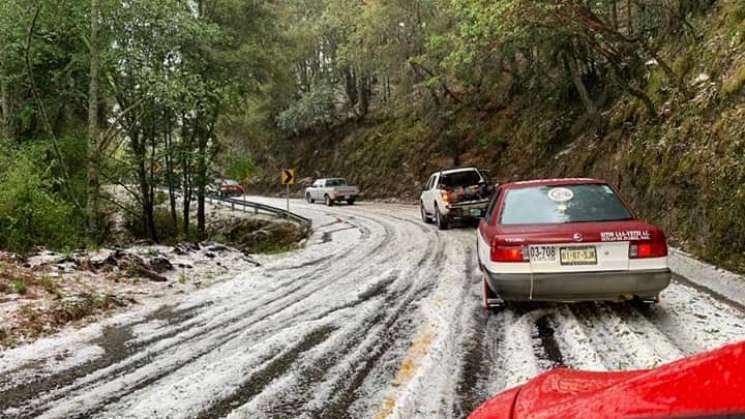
[3,209,393,418]
[301,222,447,418]
[232,218,443,417]
[78,207,412,416]
[195,325,338,419]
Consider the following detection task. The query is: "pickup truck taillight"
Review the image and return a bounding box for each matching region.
[440,190,451,204]
[491,244,529,263]
[629,237,668,259]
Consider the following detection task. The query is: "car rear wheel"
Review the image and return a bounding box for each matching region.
[306,193,314,204]
[435,206,449,230]
[325,195,333,207]
[482,273,503,311]
[420,202,432,224]
[632,295,659,307]
[347,199,355,205]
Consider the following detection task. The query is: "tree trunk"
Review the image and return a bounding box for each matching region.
[87,0,101,237]
[164,120,178,230]
[344,66,358,106]
[566,54,597,115]
[0,75,9,140]
[133,134,158,243]
[196,121,207,240]
[181,113,194,237]
[356,73,370,118]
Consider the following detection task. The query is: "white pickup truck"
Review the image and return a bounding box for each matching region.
[305,178,360,206]
[420,167,493,229]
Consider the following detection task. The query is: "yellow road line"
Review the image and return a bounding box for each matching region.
[373,327,436,419]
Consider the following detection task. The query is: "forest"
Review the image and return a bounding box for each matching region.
[1,0,744,270]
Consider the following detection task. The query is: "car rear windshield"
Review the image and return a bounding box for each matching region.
[500,184,632,225]
[326,179,347,186]
[440,170,482,188]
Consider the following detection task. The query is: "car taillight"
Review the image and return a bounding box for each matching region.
[629,239,668,258]
[491,244,529,263]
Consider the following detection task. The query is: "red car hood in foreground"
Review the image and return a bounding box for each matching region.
[470,341,745,419]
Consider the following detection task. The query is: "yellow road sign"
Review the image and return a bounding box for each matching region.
[281,169,296,185]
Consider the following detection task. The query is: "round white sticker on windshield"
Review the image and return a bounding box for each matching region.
[548,187,574,203]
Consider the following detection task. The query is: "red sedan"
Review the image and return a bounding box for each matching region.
[469,340,745,418]
[218,179,245,197]
[477,178,671,308]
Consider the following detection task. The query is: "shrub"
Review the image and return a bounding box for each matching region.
[39,275,61,296]
[277,83,338,134]
[0,155,81,254]
[13,279,27,295]
[124,207,198,244]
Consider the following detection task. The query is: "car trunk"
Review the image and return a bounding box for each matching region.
[496,220,661,273]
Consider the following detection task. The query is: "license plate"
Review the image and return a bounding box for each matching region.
[528,246,557,262]
[560,246,597,265]
[344,195,350,199]
[470,209,482,217]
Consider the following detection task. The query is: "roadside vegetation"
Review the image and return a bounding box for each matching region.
[0,0,310,347]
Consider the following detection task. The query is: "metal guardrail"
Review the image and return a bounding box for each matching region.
[208,195,312,227]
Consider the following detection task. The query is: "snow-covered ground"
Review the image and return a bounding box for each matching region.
[1,198,744,419]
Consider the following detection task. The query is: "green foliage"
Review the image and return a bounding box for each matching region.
[277,84,337,133]
[0,146,81,254]
[722,63,745,97]
[124,207,197,244]
[39,275,60,296]
[224,155,256,182]
[13,279,27,295]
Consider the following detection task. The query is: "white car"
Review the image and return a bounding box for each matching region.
[420,167,492,229]
[305,178,360,206]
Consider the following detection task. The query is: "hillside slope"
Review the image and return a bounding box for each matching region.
[253,3,745,273]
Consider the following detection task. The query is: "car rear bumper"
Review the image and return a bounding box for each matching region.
[483,268,671,302]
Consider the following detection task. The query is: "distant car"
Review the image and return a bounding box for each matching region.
[477,178,671,308]
[305,178,360,206]
[469,340,745,419]
[215,179,244,197]
[420,167,493,229]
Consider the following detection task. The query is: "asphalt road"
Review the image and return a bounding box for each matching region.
[2,198,744,419]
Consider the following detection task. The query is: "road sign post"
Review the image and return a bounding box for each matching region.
[281,169,296,212]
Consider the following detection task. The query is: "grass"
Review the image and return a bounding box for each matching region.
[39,275,61,297]
[13,279,27,295]
[722,63,745,97]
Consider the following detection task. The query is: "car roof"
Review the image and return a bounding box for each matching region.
[501,178,608,190]
[432,167,480,176]
[318,178,346,181]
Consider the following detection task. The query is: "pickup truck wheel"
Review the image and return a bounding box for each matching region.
[306,193,314,204]
[420,203,432,224]
[325,195,333,207]
[435,207,449,230]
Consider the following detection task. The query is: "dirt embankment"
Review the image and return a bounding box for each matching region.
[251,4,745,273]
